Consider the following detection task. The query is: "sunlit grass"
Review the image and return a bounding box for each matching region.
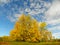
[0,41,60,45]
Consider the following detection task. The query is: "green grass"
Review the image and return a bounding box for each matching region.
[0,41,60,45]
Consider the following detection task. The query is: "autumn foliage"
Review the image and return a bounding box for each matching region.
[10,14,52,42]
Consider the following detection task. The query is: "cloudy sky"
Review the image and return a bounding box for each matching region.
[0,0,60,39]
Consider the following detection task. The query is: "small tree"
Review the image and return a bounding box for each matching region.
[39,22,52,41]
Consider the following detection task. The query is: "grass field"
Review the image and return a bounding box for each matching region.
[0,41,60,45]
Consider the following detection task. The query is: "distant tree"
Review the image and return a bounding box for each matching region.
[39,22,52,41]
[0,37,3,41]
[1,36,11,41]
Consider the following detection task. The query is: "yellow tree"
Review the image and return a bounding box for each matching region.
[39,22,46,30]
[2,36,10,41]
[39,22,52,41]
[10,14,41,42]
[29,19,41,42]
[10,29,22,41]
[10,14,52,42]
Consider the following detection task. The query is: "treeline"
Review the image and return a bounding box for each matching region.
[52,39,60,42]
[0,36,11,42]
[0,14,53,42]
[0,36,60,42]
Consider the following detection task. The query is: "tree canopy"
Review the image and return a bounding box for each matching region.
[10,14,52,42]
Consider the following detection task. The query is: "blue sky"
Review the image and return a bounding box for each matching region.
[0,0,60,39]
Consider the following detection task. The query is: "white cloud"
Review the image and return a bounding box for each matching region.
[14,14,21,18]
[7,14,22,22]
[46,19,60,25]
[48,25,60,31]
[45,0,60,21]
[46,19,60,34]
[45,0,60,38]
[7,15,16,22]
[25,8,31,13]
[0,0,10,3]
[19,8,25,14]
[28,8,46,15]
[7,0,51,22]
[52,32,60,39]
[30,3,36,8]
[34,3,41,9]
[30,0,34,2]
[44,2,51,8]
[25,0,51,15]
[28,10,42,15]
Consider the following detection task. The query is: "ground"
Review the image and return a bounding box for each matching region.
[0,41,60,45]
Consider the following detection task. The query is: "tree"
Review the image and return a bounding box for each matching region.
[0,37,3,41]
[41,30,52,41]
[10,14,41,42]
[10,14,52,42]
[1,36,11,41]
[39,22,52,41]
[39,22,46,30]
